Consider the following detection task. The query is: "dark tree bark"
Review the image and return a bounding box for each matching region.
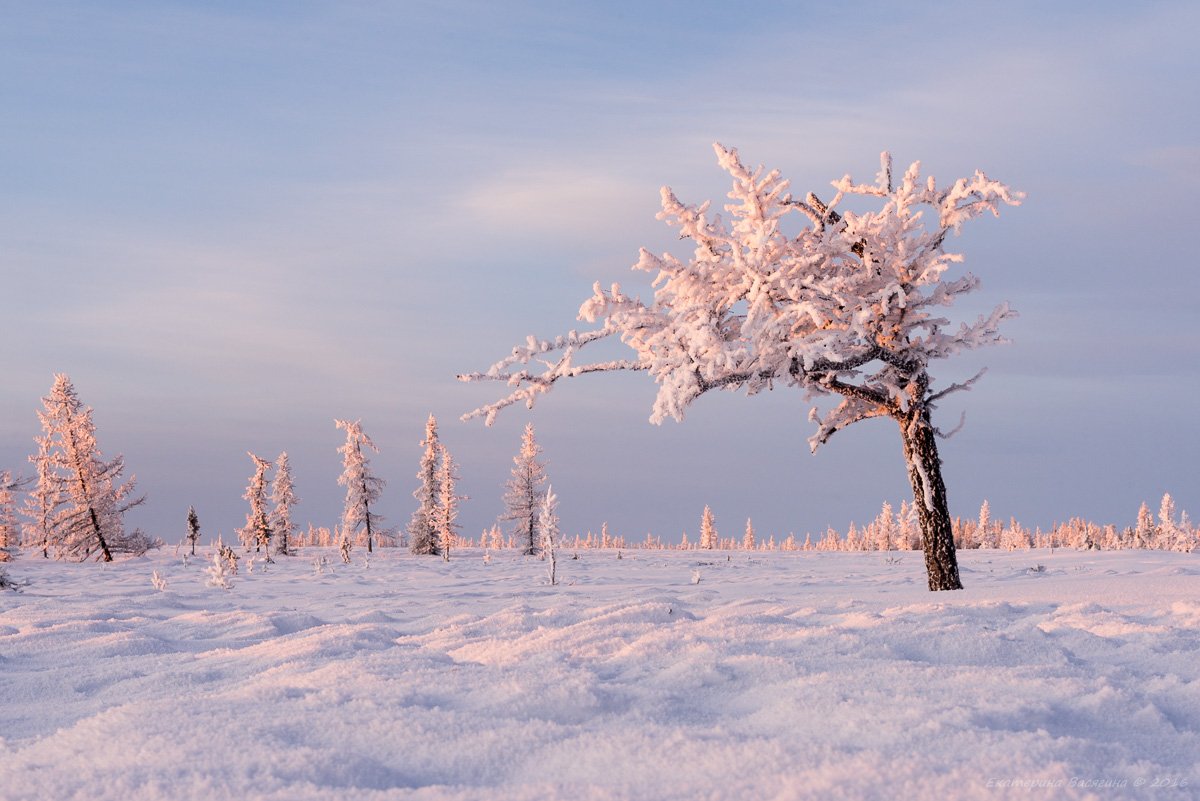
[90,506,113,562]
[898,409,962,591]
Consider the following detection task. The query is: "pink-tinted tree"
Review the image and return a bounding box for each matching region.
[462,145,1021,590]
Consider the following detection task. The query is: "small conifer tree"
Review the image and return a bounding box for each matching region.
[28,374,145,561]
[502,423,548,555]
[238,453,273,555]
[699,506,717,550]
[409,414,442,555]
[435,445,463,562]
[336,419,386,553]
[271,452,299,556]
[186,505,201,556]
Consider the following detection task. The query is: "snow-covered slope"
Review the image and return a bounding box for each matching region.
[2,548,1197,800]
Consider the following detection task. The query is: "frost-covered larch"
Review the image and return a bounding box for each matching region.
[408,414,442,556]
[502,423,548,555]
[699,506,717,550]
[462,145,1021,590]
[27,374,146,562]
[238,453,273,555]
[435,444,462,562]
[0,471,24,555]
[336,419,385,553]
[270,452,299,556]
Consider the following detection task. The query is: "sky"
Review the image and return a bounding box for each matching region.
[2,1,1198,546]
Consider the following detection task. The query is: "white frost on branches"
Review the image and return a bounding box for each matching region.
[27,374,146,562]
[238,452,273,555]
[271,452,299,556]
[699,506,717,550]
[409,414,443,556]
[460,144,1022,452]
[435,445,462,562]
[336,419,385,554]
[539,485,560,586]
[502,423,549,555]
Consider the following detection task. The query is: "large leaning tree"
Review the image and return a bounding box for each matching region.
[460,145,1021,591]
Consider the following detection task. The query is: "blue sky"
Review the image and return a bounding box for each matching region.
[3,1,1198,545]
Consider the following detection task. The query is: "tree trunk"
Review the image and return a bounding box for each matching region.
[90,506,113,562]
[898,409,962,591]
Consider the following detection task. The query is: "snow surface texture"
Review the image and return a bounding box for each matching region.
[1,549,1198,800]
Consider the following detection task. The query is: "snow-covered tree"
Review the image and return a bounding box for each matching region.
[29,374,146,561]
[409,414,442,555]
[186,505,201,556]
[699,506,717,549]
[435,444,462,562]
[270,452,299,556]
[461,146,1021,591]
[743,517,756,550]
[238,452,273,555]
[22,436,59,558]
[1157,493,1193,552]
[501,423,549,555]
[1134,502,1155,549]
[539,485,560,585]
[872,501,896,551]
[206,551,233,589]
[336,419,385,553]
[0,471,27,558]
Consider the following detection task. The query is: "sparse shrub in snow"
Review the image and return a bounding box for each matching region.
[339,533,353,564]
[313,555,330,574]
[237,453,273,557]
[690,569,701,585]
[336,419,386,554]
[217,542,239,575]
[482,551,492,565]
[501,423,549,556]
[27,374,146,562]
[539,486,560,585]
[271,452,299,556]
[462,146,1022,591]
[0,565,26,591]
[151,570,167,592]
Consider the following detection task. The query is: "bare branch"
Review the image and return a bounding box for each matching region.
[934,410,968,440]
[928,368,987,405]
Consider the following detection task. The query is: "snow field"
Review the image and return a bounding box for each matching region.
[1,548,1198,800]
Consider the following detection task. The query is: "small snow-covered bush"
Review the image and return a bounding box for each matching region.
[151,570,167,592]
[206,552,233,589]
